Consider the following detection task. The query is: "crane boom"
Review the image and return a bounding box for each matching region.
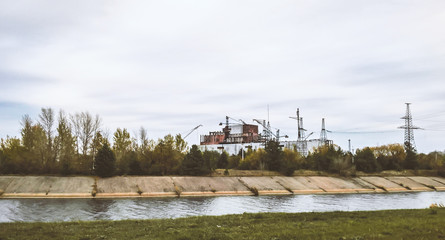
[184,124,203,139]
[253,119,278,138]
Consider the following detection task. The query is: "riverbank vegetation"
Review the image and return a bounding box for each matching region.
[0,107,444,177]
[1,208,444,239]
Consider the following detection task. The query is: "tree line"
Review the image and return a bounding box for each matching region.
[1,108,444,177]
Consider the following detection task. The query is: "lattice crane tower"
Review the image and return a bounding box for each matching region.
[320,118,328,144]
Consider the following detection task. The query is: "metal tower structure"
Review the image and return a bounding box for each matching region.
[289,108,307,141]
[398,103,420,152]
[320,118,327,145]
[298,117,308,156]
[290,108,309,156]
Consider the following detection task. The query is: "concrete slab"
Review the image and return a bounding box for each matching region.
[360,177,408,192]
[46,177,95,197]
[173,177,251,196]
[325,177,376,193]
[293,177,326,193]
[238,177,291,195]
[387,177,434,191]
[431,177,445,186]
[2,176,60,197]
[96,177,140,197]
[306,176,375,193]
[0,176,14,192]
[352,178,385,193]
[131,177,176,197]
[408,176,445,191]
[273,176,324,194]
[4,176,55,193]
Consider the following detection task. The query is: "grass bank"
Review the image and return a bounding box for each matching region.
[1,209,444,240]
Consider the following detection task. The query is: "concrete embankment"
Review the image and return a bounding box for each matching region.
[0,175,445,198]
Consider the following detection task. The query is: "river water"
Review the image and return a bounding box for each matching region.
[1,192,445,222]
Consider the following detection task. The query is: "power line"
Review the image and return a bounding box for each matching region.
[423,128,445,132]
[328,130,398,134]
[415,110,445,120]
[415,119,445,124]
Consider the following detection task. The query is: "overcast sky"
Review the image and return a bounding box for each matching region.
[1,0,445,153]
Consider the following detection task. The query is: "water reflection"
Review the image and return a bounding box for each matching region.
[1,192,445,222]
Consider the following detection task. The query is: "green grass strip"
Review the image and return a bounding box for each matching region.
[1,209,445,240]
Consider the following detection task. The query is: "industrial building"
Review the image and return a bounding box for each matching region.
[199,111,333,156]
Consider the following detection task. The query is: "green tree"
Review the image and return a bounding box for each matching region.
[404,149,418,170]
[265,140,282,171]
[150,134,184,175]
[54,111,76,175]
[372,144,405,170]
[0,137,25,174]
[355,147,380,173]
[418,151,444,170]
[20,115,47,173]
[202,150,220,171]
[113,128,133,174]
[182,145,209,175]
[280,148,304,176]
[217,151,229,169]
[95,143,116,178]
[307,145,347,173]
[228,155,241,169]
[238,149,267,170]
[174,134,188,153]
[127,151,142,175]
[91,131,107,163]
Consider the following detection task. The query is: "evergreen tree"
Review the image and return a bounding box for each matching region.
[95,143,116,178]
[203,150,220,170]
[127,151,142,175]
[182,145,208,175]
[265,140,282,171]
[217,151,229,169]
[404,149,418,170]
[355,147,380,173]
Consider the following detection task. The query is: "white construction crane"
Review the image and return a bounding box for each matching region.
[183,124,203,139]
[253,119,288,142]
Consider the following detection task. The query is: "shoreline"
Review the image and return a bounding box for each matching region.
[1,175,444,199]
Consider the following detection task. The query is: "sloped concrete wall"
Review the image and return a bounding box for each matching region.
[1,175,444,198]
[1,176,94,198]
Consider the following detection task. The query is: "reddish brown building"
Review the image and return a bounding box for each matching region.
[200,124,260,145]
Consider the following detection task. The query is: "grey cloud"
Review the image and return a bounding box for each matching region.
[0,1,106,42]
[345,60,437,86]
[0,69,53,88]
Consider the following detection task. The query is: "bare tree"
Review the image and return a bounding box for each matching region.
[70,112,102,156]
[139,126,148,150]
[38,108,56,167]
[39,108,55,142]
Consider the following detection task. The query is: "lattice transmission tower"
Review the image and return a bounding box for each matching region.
[398,103,420,152]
